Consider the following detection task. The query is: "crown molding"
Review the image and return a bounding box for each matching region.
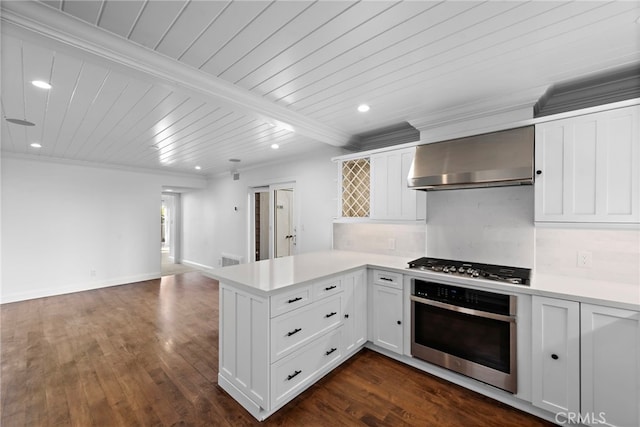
[1,150,208,183]
[0,1,351,148]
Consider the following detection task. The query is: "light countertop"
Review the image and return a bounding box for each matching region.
[204,250,640,310]
[204,250,412,295]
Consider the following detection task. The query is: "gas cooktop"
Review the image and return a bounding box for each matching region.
[407,257,531,286]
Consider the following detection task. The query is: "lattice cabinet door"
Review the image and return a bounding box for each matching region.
[341,158,370,217]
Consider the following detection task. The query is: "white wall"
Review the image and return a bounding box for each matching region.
[181,186,216,269]
[1,156,206,303]
[181,145,344,268]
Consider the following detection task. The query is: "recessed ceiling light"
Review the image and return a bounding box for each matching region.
[271,144,279,149]
[357,104,370,113]
[32,80,52,89]
[30,142,42,148]
[195,165,202,170]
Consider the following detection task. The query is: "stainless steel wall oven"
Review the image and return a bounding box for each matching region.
[411,278,518,393]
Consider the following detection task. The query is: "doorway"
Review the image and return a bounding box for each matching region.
[250,182,296,261]
[161,192,194,276]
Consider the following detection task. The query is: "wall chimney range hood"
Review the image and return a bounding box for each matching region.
[408,126,534,191]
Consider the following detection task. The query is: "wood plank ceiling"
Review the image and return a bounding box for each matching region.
[1,0,639,176]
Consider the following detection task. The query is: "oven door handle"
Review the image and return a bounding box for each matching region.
[410,295,516,323]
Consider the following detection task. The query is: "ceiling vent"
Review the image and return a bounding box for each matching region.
[534,65,640,118]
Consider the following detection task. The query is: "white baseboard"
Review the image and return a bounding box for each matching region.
[0,272,161,304]
[181,259,214,270]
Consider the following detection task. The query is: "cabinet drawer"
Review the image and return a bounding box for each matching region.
[312,276,343,300]
[372,269,403,289]
[270,286,312,318]
[271,295,342,361]
[271,328,342,408]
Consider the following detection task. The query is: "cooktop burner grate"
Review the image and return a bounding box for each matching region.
[407,257,531,286]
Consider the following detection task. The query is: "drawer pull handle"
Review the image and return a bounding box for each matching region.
[325,312,337,318]
[324,285,337,291]
[287,328,302,337]
[287,370,302,381]
[287,297,302,304]
[551,353,559,360]
[379,277,393,282]
[325,347,337,356]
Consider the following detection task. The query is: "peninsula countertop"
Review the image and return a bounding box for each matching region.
[203,250,639,310]
[204,250,412,295]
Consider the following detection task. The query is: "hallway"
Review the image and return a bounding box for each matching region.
[161,249,199,276]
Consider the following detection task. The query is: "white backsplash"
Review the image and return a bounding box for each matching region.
[535,226,640,285]
[426,186,535,268]
[333,187,639,288]
[332,222,426,258]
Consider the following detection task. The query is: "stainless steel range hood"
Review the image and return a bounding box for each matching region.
[408,126,534,190]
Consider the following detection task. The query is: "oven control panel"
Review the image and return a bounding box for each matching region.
[413,279,512,316]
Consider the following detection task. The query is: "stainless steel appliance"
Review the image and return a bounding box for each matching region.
[407,126,534,191]
[408,257,531,286]
[408,257,530,393]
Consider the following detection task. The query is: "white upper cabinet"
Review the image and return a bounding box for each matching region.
[370,148,426,221]
[337,147,425,221]
[535,105,640,223]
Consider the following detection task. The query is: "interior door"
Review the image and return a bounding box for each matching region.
[249,183,296,261]
[274,188,294,258]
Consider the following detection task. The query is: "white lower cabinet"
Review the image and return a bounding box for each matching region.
[219,285,269,411]
[218,270,369,420]
[271,295,342,361]
[532,297,640,427]
[342,269,367,355]
[581,303,640,427]
[271,327,342,409]
[531,296,580,414]
[371,277,403,355]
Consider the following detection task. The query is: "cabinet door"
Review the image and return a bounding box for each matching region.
[371,148,426,221]
[342,269,367,355]
[531,296,580,415]
[535,105,639,223]
[581,304,640,427]
[372,284,403,354]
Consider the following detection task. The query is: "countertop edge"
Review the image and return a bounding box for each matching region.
[203,251,639,311]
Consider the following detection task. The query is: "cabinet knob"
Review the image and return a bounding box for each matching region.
[536,170,542,175]
[344,314,349,319]
[551,353,559,360]
[397,320,402,325]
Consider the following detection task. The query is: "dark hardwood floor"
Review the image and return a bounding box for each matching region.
[1,272,554,426]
